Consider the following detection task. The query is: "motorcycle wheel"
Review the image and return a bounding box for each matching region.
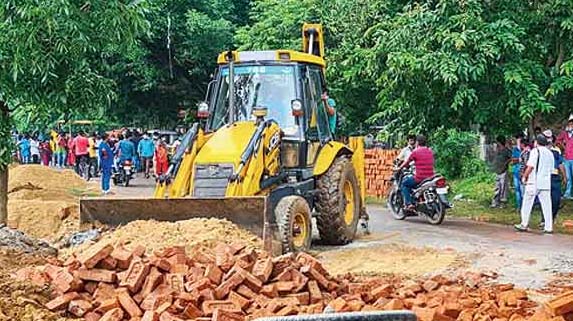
[388,189,407,220]
[427,199,446,225]
[112,177,118,186]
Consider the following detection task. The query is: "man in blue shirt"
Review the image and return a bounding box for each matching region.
[137,133,155,178]
[117,134,136,164]
[99,133,114,195]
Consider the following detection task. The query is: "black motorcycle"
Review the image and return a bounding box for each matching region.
[112,159,133,187]
[387,159,451,225]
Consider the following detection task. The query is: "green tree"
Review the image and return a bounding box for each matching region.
[0,0,148,223]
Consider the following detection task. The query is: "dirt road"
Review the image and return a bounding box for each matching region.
[98,176,573,289]
[326,204,573,289]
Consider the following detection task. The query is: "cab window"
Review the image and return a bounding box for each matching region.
[305,67,331,143]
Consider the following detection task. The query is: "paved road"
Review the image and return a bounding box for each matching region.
[98,175,573,288]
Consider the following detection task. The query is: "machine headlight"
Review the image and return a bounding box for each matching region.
[281,141,300,168]
[291,99,303,117]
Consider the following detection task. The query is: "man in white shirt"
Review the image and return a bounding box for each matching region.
[515,134,554,233]
[398,134,416,162]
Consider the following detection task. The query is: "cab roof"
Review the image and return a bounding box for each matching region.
[217,50,325,68]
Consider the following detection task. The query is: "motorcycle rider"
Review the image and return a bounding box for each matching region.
[398,135,435,210]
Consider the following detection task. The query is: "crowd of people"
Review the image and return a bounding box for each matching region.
[12,129,178,194]
[490,117,573,234]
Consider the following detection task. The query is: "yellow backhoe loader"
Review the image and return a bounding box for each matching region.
[80,23,368,254]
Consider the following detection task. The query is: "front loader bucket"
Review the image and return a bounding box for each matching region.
[79,196,280,254]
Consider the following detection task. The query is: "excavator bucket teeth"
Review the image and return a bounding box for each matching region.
[79,196,278,253]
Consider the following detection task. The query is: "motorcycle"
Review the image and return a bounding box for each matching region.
[113,159,133,187]
[387,159,451,225]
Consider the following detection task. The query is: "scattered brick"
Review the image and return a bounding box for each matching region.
[142,311,159,321]
[120,260,150,293]
[117,288,143,317]
[45,292,79,311]
[84,311,102,321]
[252,258,273,283]
[94,298,121,314]
[182,302,203,319]
[100,307,124,321]
[202,300,242,315]
[111,246,133,270]
[205,264,224,284]
[212,308,245,321]
[545,291,573,316]
[78,241,114,269]
[78,268,117,283]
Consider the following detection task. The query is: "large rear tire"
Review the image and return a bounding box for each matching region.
[275,196,312,253]
[427,198,445,225]
[316,156,360,245]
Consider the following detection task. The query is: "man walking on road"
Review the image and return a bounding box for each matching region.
[138,133,155,178]
[515,134,554,233]
[556,116,573,198]
[99,134,114,195]
[491,136,511,208]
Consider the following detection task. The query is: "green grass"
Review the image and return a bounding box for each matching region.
[69,187,100,197]
[449,175,573,234]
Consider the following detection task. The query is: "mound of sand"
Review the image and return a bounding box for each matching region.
[318,244,462,276]
[7,165,87,242]
[61,218,262,258]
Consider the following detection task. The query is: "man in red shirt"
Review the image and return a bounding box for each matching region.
[71,131,90,175]
[398,135,435,208]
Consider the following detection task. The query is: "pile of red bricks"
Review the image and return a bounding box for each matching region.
[364,149,399,198]
[14,241,573,321]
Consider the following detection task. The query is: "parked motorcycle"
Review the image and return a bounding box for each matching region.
[387,159,451,225]
[113,159,133,187]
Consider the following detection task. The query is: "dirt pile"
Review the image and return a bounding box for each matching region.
[19,241,565,321]
[60,219,262,259]
[7,165,88,241]
[319,244,461,276]
[0,248,75,321]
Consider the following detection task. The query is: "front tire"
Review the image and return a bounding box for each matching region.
[275,196,312,253]
[316,156,360,245]
[388,188,407,220]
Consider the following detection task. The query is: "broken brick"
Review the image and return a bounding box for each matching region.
[545,291,573,316]
[100,308,124,321]
[68,299,93,317]
[384,299,405,311]
[230,291,251,310]
[140,267,164,299]
[308,280,322,304]
[45,292,79,311]
[111,246,133,270]
[260,284,279,298]
[237,285,258,300]
[330,297,349,312]
[252,258,273,283]
[423,280,440,292]
[94,298,121,314]
[116,288,143,318]
[214,272,245,299]
[142,311,159,321]
[98,256,118,270]
[84,312,102,321]
[213,308,245,321]
[276,305,299,316]
[52,269,82,293]
[371,284,393,299]
[78,241,114,269]
[286,292,309,305]
[78,268,117,283]
[205,264,223,284]
[182,302,203,319]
